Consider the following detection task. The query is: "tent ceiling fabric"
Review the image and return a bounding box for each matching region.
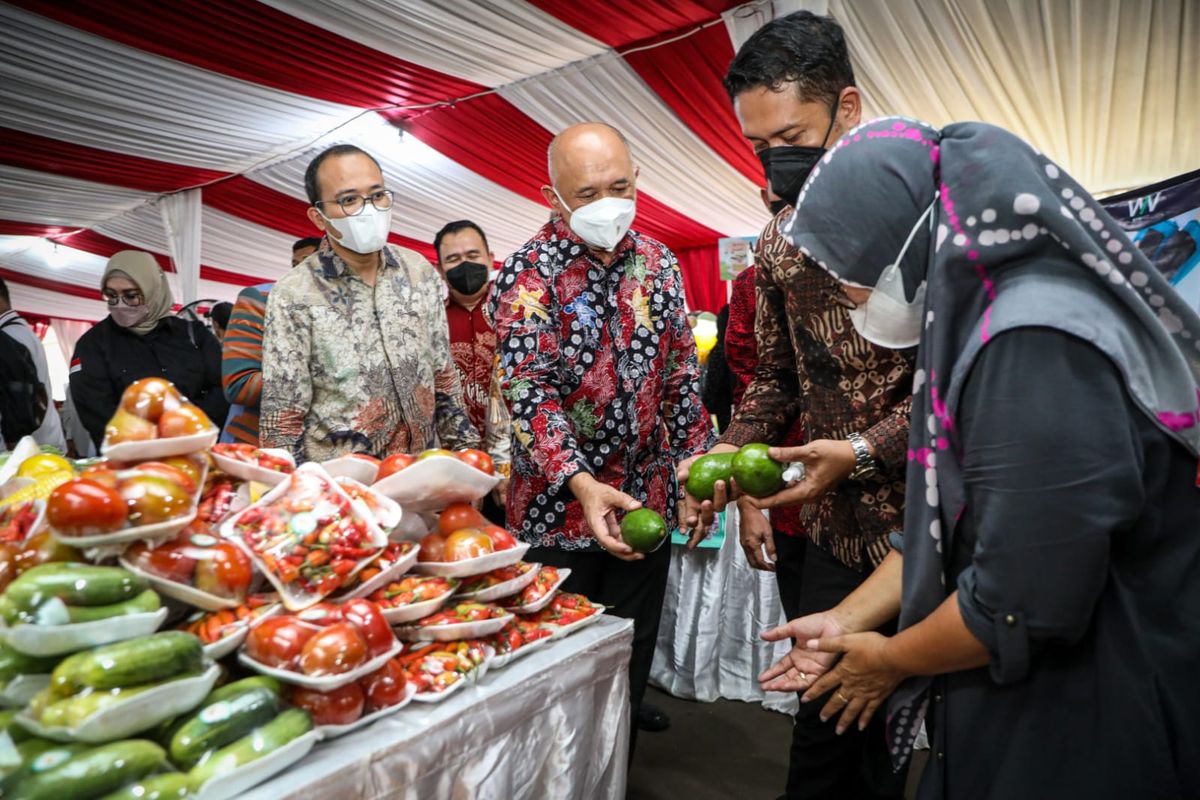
[0,0,1193,323]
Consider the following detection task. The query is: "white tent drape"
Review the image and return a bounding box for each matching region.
[159,189,202,306]
[49,318,89,363]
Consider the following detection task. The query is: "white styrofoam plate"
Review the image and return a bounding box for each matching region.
[378,584,458,625]
[195,603,283,661]
[395,612,513,642]
[0,438,41,488]
[500,568,571,614]
[333,477,402,531]
[102,427,219,462]
[53,510,197,552]
[453,562,539,603]
[410,543,529,578]
[194,728,320,800]
[335,543,419,601]
[210,448,294,487]
[369,455,498,512]
[237,639,403,691]
[487,634,551,671]
[119,556,243,612]
[17,664,220,743]
[313,682,417,740]
[0,673,50,707]
[0,607,168,657]
[320,455,380,486]
[547,608,607,640]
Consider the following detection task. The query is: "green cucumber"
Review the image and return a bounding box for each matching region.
[6,565,146,612]
[169,686,279,768]
[98,772,191,800]
[187,708,312,790]
[9,739,165,800]
[0,741,87,793]
[0,642,59,687]
[203,675,282,706]
[0,595,31,625]
[0,709,30,743]
[64,589,161,623]
[51,633,202,698]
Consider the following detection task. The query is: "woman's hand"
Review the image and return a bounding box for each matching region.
[738,499,776,571]
[758,610,848,693]
[803,632,906,735]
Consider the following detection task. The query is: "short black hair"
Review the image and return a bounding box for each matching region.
[0,276,8,306]
[210,301,233,330]
[304,145,382,206]
[723,11,855,107]
[433,221,490,264]
[292,236,323,252]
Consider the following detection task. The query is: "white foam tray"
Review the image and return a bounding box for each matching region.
[411,542,529,578]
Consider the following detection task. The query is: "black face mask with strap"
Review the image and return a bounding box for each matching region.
[757,99,840,207]
[444,261,489,296]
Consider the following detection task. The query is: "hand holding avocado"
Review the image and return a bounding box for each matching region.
[743,439,864,511]
[567,472,645,561]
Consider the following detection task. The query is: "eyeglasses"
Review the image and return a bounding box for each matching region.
[315,189,394,217]
[102,290,144,306]
[823,286,857,310]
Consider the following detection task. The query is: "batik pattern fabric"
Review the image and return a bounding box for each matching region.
[720,212,914,572]
[261,242,480,463]
[445,294,511,471]
[491,219,714,551]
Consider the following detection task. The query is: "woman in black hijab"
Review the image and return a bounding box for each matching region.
[757,118,1200,799]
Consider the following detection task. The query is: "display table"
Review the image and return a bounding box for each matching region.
[242,616,633,800]
[651,510,799,716]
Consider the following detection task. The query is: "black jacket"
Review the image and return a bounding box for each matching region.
[69,315,229,448]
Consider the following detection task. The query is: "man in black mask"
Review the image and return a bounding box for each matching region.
[677,11,913,800]
[433,220,510,520]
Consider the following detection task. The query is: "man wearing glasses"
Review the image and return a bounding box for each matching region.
[260,145,480,462]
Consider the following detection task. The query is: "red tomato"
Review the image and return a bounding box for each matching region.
[444,529,494,562]
[288,683,364,726]
[129,461,196,495]
[295,602,343,627]
[456,449,495,475]
[417,532,447,563]
[484,525,518,551]
[245,617,318,668]
[105,409,158,444]
[360,658,407,711]
[13,531,78,574]
[79,465,119,489]
[339,599,395,657]
[193,541,253,598]
[160,456,204,490]
[120,377,181,421]
[376,454,415,481]
[437,503,486,536]
[117,474,192,526]
[127,538,197,584]
[299,622,369,676]
[47,478,127,536]
[157,403,212,438]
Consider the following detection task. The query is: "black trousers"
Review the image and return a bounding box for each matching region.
[527,541,671,754]
[781,540,908,800]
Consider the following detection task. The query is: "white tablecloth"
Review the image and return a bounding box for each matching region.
[243,616,633,800]
[651,510,799,716]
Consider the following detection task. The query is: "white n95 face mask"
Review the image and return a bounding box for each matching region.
[555,189,636,251]
[847,198,936,349]
[321,203,392,255]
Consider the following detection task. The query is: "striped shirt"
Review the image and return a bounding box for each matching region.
[220,282,272,445]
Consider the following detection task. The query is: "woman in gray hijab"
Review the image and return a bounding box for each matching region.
[757,118,1200,799]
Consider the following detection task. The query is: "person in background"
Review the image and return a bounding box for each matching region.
[762,116,1200,800]
[209,301,232,343]
[0,277,66,452]
[432,220,511,520]
[220,237,322,445]
[69,251,227,449]
[491,122,713,744]
[261,145,480,461]
[678,12,912,799]
[700,304,733,432]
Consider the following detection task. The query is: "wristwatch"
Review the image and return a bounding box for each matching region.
[846,432,879,481]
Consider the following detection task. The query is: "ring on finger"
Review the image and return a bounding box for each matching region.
[836,691,849,703]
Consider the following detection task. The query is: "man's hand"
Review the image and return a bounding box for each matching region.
[744,439,862,511]
[568,472,643,561]
[677,443,739,546]
[758,609,850,694]
[737,499,776,571]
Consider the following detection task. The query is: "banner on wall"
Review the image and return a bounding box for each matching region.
[1101,168,1200,311]
[718,236,757,280]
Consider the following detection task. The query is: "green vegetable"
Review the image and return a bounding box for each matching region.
[170,687,279,769]
[0,642,59,688]
[0,709,31,743]
[64,589,161,624]
[97,772,191,800]
[5,565,145,612]
[50,633,202,698]
[8,739,165,800]
[187,708,312,791]
[203,675,282,707]
[0,741,87,793]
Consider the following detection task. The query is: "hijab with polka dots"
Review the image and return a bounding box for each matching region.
[782,117,1200,766]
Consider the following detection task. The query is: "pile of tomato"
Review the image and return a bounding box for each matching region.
[212,443,294,473]
[126,528,254,600]
[244,598,395,677]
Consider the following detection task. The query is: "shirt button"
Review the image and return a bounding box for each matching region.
[1005,614,1017,626]
[933,693,943,703]
[937,752,944,760]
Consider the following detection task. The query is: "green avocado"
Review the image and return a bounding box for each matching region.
[684,453,736,502]
[619,509,668,553]
[731,444,785,498]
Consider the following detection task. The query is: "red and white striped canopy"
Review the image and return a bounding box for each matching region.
[1,0,1194,322]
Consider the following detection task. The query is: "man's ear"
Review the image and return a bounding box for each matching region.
[540,184,560,213]
[307,206,333,238]
[838,87,862,130]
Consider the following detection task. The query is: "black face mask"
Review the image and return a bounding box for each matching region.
[767,198,789,217]
[444,260,489,296]
[757,103,839,207]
